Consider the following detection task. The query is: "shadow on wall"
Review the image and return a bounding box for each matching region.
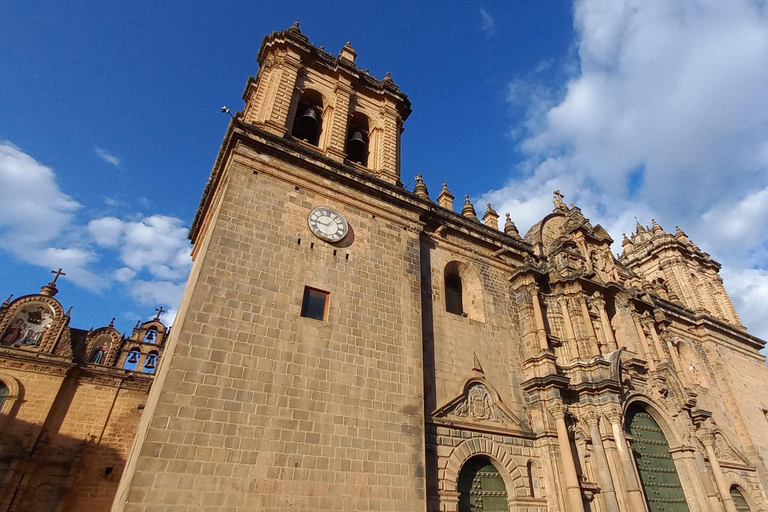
[0,415,125,512]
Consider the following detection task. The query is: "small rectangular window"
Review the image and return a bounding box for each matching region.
[301,287,329,321]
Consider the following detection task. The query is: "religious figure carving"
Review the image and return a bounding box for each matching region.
[553,190,565,210]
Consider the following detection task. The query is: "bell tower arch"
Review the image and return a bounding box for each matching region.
[241,22,410,184]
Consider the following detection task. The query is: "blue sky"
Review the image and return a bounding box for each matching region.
[2,1,768,341]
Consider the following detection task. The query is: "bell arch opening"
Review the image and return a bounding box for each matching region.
[457,456,509,512]
[625,404,690,512]
[346,112,369,166]
[290,89,323,146]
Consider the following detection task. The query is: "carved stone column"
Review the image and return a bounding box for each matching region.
[552,404,585,512]
[698,430,738,512]
[642,314,668,365]
[605,407,648,512]
[531,283,550,352]
[632,312,657,371]
[592,292,618,351]
[326,81,354,161]
[665,336,690,388]
[560,298,581,360]
[584,411,620,512]
[579,294,601,357]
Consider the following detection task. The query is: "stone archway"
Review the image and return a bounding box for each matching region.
[458,456,509,511]
[625,403,690,512]
[443,437,528,500]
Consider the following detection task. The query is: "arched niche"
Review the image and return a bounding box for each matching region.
[443,437,527,500]
[623,400,691,512]
[0,299,58,350]
[443,261,485,322]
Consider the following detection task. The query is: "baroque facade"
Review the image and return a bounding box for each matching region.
[113,24,768,512]
[0,273,166,511]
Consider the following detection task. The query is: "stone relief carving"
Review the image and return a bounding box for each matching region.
[454,383,503,422]
[433,380,521,428]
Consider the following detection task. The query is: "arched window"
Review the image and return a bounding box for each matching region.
[443,261,485,321]
[0,382,8,411]
[291,90,323,146]
[445,273,464,315]
[123,348,141,371]
[142,351,158,374]
[457,456,508,512]
[144,327,157,344]
[346,113,369,166]
[730,486,751,511]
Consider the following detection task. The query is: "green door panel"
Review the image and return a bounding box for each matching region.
[458,457,509,512]
[625,407,690,512]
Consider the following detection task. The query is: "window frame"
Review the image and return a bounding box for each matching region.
[301,287,330,321]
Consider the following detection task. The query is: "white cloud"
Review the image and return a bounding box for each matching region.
[721,268,768,341]
[0,142,99,287]
[95,147,121,169]
[0,142,191,324]
[482,0,768,343]
[479,7,496,36]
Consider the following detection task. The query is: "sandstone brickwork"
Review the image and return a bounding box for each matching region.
[0,278,166,511]
[113,24,768,512]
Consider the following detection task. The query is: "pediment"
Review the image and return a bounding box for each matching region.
[433,378,522,428]
[713,430,751,467]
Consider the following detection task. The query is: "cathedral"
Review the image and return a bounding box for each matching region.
[0,271,167,510]
[4,23,768,512]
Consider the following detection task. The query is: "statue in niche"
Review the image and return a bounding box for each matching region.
[1,318,26,346]
[91,344,107,364]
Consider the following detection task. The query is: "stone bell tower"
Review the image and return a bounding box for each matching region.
[113,24,426,511]
[240,22,409,184]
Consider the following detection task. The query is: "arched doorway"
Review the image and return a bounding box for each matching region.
[730,486,751,511]
[625,404,690,512]
[457,456,509,512]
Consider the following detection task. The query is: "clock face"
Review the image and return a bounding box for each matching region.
[308,207,349,242]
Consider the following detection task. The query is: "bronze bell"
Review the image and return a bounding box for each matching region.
[127,351,139,364]
[293,107,319,142]
[145,356,156,369]
[347,130,367,164]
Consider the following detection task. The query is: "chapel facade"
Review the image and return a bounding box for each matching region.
[0,274,167,511]
[113,24,768,512]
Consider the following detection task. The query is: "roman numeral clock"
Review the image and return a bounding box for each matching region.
[308,207,349,243]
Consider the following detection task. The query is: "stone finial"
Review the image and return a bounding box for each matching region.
[437,183,454,210]
[2,294,12,307]
[651,218,664,234]
[288,21,301,33]
[462,195,478,222]
[413,174,430,200]
[635,219,647,234]
[65,306,72,316]
[553,190,566,210]
[109,317,115,328]
[383,71,393,83]
[675,226,689,243]
[483,203,499,229]
[504,213,521,238]
[339,41,356,63]
[622,233,631,246]
[472,352,484,375]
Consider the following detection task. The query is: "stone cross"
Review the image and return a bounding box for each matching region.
[50,268,67,284]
